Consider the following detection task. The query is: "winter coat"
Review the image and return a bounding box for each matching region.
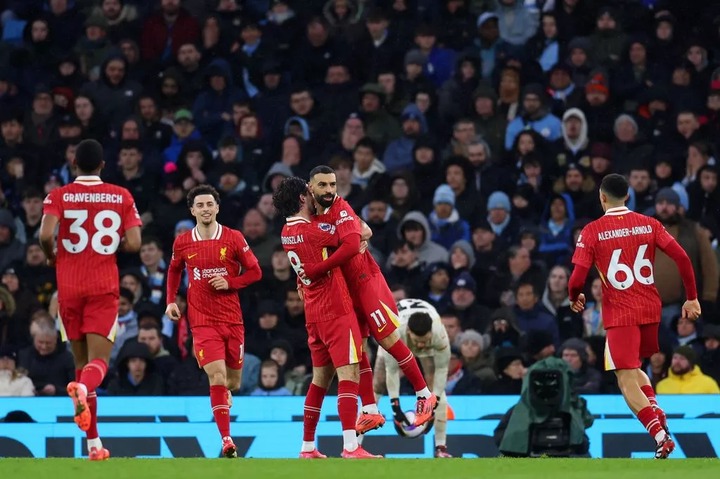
[656,365,720,394]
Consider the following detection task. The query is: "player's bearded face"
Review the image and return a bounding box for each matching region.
[310,173,337,208]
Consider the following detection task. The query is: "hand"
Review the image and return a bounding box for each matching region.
[41,384,56,396]
[209,275,229,290]
[682,299,702,320]
[165,303,181,321]
[301,262,321,281]
[221,112,231,122]
[46,255,56,267]
[390,398,411,427]
[359,240,369,254]
[297,285,304,301]
[570,293,586,313]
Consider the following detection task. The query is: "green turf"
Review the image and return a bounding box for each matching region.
[1,458,719,479]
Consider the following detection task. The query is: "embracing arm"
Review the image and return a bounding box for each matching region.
[302,232,361,280]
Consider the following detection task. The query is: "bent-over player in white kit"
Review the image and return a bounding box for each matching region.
[380,299,452,458]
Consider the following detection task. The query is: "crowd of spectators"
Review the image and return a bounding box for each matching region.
[1,0,719,398]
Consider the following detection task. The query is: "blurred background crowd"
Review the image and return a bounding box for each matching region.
[0,0,719,399]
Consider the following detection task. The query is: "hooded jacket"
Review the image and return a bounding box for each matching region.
[81,54,143,126]
[0,209,24,273]
[389,211,449,268]
[538,193,576,266]
[656,365,720,394]
[107,342,165,396]
[192,59,246,146]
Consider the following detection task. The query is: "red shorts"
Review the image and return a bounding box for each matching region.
[192,323,245,370]
[604,323,659,371]
[353,276,400,341]
[306,313,362,368]
[58,292,119,342]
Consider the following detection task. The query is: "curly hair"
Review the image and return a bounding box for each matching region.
[272,176,308,218]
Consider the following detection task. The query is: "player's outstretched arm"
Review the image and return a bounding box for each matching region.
[39,214,59,266]
[301,232,361,281]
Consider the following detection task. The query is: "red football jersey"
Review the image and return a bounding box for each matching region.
[43,176,142,297]
[315,196,380,286]
[169,224,258,327]
[281,215,353,323]
[571,206,675,328]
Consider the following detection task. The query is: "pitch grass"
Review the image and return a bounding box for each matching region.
[1,458,719,479]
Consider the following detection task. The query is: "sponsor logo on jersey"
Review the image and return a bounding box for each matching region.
[220,247,227,261]
[193,267,201,281]
[340,210,348,218]
[576,234,585,249]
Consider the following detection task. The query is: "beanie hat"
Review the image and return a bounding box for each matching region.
[560,338,589,364]
[586,72,609,96]
[655,187,680,207]
[433,184,455,206]
[495,347,523,373]
[487,191,511,212]
[674,345,696,366]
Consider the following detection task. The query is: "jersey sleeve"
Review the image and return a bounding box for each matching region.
[571,225,595,268]
[653,219,674,249]
[122,189,143,230]
[42,189,62,218]
[235,231,259,269]
[166,236,185,304]
[332,200,362,241]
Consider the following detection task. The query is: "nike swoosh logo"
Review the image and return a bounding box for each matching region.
[377,324,386,332]
[188,253,198,259]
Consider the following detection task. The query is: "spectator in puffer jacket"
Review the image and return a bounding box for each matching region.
[428,184,470,250]
[383,103,428,173]
[192,59,246,146]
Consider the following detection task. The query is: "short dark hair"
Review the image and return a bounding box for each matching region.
[119,140,142,152]
[272,176,308,218]
[516,281,537,296]
[139,323,161,337]
[408,312,433,336]
[354,137,377,154]
[141,236,162,249]
[187,184,220,208]
[75,139,104,173]
[328,155,352,170]
[600,173,629,200]
[393,239,416,252]
[308,165,335,181]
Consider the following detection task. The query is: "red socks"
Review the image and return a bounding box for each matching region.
[638,406,665,442]
[337,380,359,431]
[641,384,667,428]
[387,341,427,393]
[303,383,326,442]
[79,359,107,392]
[210,385,230,438]
[358,352,375,408]
[86,392,99,439]
[77,364,105,441]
